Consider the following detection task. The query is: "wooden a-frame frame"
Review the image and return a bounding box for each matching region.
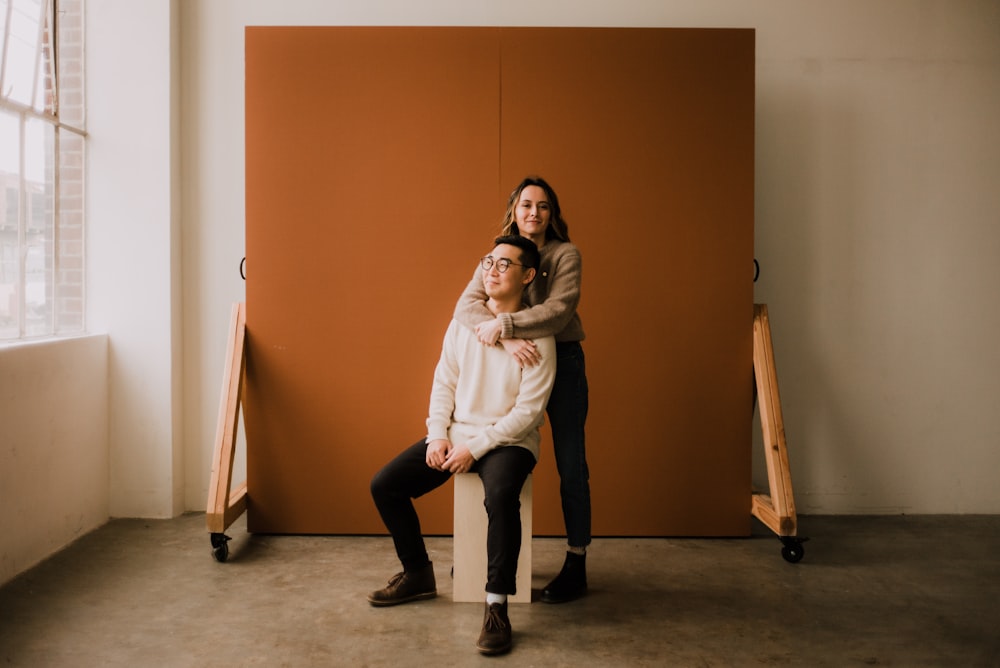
[751,304,800,547]
[206,302,249,549]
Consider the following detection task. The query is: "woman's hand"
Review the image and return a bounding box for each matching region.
[474,319,503,346]
[500,338,541,368]
[425,439,452,471]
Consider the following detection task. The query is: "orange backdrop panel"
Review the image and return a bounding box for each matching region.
[498,28,756,536]
[244,27,502,533]
[245,27,754,536]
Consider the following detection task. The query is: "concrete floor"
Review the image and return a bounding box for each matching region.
[1,513,998,667]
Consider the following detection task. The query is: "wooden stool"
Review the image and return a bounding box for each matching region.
[452,473,532,603]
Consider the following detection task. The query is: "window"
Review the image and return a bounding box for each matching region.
[0,0,85,340]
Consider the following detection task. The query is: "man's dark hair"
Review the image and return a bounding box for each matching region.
[494,234,540,273]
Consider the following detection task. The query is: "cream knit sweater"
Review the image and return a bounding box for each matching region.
[425,319,556,461]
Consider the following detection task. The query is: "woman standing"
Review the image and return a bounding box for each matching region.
[454,176,590,603]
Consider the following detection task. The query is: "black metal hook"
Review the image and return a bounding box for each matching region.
[753,258,759,283]
[240,257,246,280]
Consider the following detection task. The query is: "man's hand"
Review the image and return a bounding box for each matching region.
[442,444,475,474]
[500,338,541,368]
[425,439,452,471]
[474,319,503,346]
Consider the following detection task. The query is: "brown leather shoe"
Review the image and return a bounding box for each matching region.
[367,563,436,607]
[476,601,512,655]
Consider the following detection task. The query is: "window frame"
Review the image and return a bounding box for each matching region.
[0,0,86,341]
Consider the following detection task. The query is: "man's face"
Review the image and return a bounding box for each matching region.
[481,243,532,300]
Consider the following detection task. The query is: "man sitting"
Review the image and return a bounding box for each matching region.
[368,235,556,655]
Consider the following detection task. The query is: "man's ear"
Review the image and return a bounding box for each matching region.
[522,267,537,285]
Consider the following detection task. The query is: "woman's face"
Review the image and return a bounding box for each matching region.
[514,185,551,239]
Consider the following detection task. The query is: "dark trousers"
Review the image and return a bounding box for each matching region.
[370,439,536,595]
[549,341,592,548]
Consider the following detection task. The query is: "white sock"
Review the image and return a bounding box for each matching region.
[568,545,587,556]
[486,593,507,605]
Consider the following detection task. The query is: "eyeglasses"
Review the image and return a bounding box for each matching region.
[480,256,525,273]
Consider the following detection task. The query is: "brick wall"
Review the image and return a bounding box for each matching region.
[55,0,86,333]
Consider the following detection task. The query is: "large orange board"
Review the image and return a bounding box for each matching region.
[245,27,754,536]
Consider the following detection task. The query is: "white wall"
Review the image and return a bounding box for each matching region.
[0,335,109,585]
[88,0,184,518]
[751,2,1000,512]
[180,0,1000,515]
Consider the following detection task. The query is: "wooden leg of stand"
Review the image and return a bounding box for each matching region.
[751,304,805,562]
[206,302,249,562]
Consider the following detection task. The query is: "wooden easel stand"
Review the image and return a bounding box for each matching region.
[205,302,249,561]
[751,303,805,562]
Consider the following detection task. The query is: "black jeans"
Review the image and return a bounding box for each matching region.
[549,341,592,548]
[370,439,536,595]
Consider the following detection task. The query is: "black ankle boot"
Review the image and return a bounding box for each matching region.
[541,551,587,603]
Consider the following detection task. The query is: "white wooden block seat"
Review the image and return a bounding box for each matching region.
[452,473,532,603]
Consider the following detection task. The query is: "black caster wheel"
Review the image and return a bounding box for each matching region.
[780,536,806,563]
[211,533,231,563]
